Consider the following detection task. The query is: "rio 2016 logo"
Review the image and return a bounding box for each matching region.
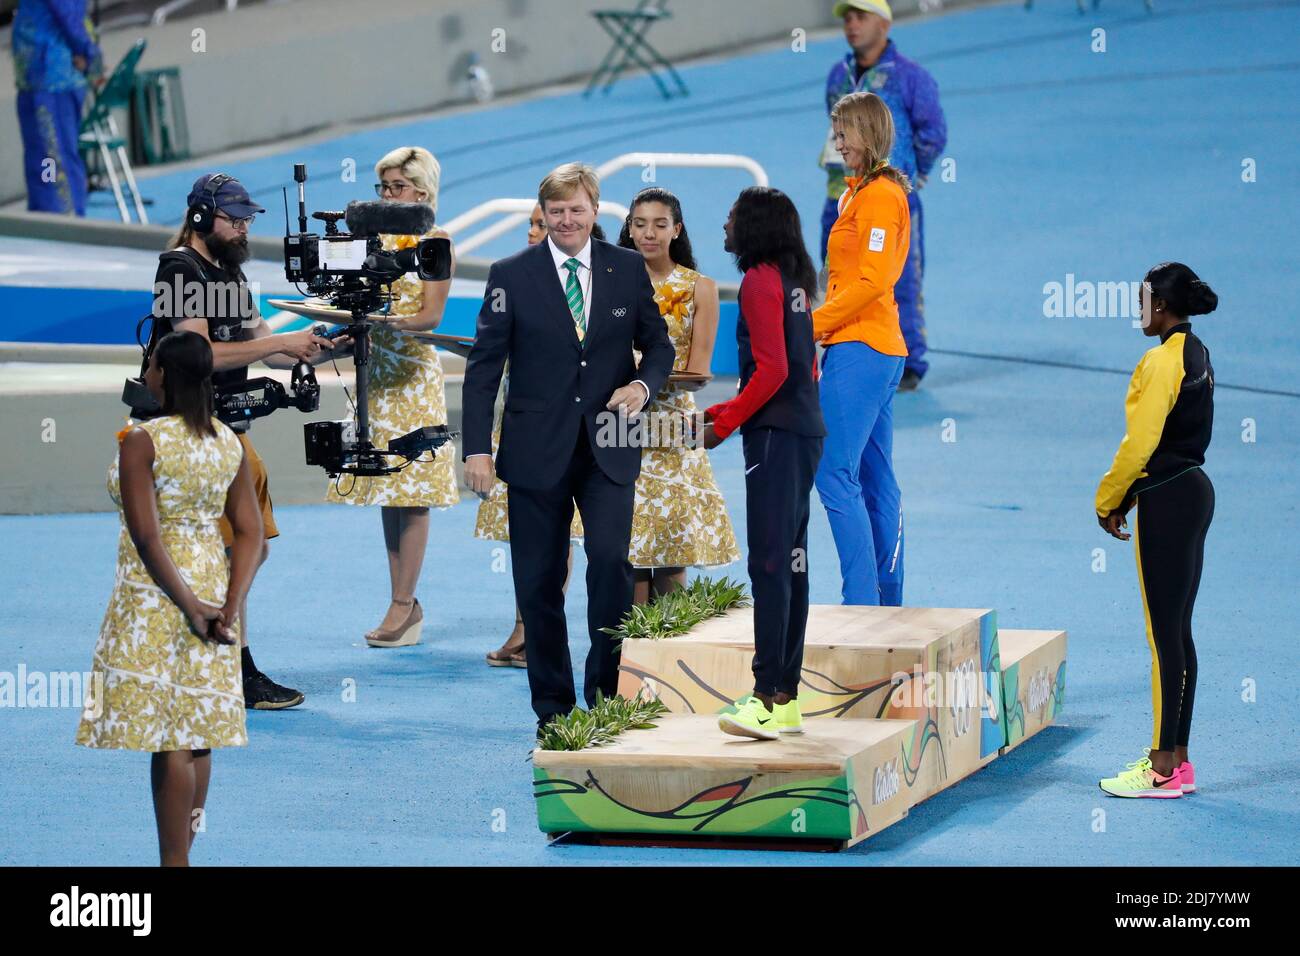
[1027,668,1051,716]
[873,758,900,805]
[950,659,979,737]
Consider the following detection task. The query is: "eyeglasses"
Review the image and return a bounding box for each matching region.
[216,212,255,230]
[375,182,413,196]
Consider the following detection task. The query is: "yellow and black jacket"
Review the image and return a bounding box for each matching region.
[1095,322,1214,517]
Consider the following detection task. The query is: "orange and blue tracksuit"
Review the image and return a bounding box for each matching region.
[813,172,911,606]
[821,41,946,378]
[1096,322,1215,752]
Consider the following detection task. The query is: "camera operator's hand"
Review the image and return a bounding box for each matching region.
[464,454,496,500]
[277,330,335,362]
[320,333,354,360]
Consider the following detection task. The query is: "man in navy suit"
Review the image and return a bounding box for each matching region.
[462,163,676,732]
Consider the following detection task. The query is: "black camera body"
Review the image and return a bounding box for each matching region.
[283,187,452,319]
[284,227,452,296]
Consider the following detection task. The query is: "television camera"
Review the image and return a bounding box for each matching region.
[284,163,457,478]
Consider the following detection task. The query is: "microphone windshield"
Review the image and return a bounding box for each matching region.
[345,200,436,236]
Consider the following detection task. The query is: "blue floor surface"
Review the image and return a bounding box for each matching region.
[4,0,1298,865]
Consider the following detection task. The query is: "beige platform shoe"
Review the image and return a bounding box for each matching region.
[365,598,423,647]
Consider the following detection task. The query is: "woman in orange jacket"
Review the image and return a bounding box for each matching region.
[813,91,912,605]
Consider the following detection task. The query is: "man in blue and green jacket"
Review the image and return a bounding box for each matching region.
[12,0,102,216]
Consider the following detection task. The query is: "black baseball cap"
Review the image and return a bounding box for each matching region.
[187,173,266,219]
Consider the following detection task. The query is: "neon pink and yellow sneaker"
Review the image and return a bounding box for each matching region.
[1178,761,1196,793]
[1098,756,1182,799]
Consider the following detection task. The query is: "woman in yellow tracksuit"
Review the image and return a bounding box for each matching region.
[1095,262,1218,799]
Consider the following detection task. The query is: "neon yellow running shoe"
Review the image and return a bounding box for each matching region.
[773,699,804,734]
[718,695,779,740]
[1098,755,1182,799]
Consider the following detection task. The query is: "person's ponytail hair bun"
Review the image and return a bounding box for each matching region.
[1145,261,1217,318]
[1184,279,1218,316]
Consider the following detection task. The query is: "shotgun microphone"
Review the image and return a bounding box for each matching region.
[344,200,436,237]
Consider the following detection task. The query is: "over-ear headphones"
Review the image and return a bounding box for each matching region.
[187,173,234,234]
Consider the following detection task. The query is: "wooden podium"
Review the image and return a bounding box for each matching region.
[537,606,1068,850]
[998,629,1068,752]
[534,714,914,849]
[616,606,1008,803]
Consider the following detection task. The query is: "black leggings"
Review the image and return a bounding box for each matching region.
[743,427,823,697]
[1133,467,1214,752]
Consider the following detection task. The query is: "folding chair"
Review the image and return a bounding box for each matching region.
[584,0,688,100]
[78,38,150,223]
[132,66,191,165]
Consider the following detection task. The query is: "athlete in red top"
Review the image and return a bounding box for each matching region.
[705,264,819,441]
[699,188,826,741]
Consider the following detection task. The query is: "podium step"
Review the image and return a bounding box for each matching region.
[533,714,914,848]
[617,605,1006,803]
[998,629,1068,752]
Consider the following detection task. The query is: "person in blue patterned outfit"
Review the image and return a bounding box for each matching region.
[12,0,102,216]
[820,0,946,390]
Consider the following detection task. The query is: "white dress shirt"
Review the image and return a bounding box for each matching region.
[548,235,593,331]
[548,233,648,404]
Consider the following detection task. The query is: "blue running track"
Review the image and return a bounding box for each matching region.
[2,0,1298,865]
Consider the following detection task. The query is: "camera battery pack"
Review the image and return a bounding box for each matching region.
[304,419,357,469]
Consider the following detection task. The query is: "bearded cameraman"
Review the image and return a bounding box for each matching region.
[141,172,344,712]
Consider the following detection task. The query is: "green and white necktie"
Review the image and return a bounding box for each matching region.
[563,257,586,343]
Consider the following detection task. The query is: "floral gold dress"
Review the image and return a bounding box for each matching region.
[628,265,739,569]
[326,232,461,508]
[76,416,247,752]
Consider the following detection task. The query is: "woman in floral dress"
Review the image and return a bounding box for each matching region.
[325,146,460,647]
[77,331,264,866]
[618,187,739,602]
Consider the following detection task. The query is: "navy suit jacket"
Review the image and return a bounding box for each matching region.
[461,238,676,490]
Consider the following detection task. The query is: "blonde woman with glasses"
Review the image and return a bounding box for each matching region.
[326,146,459,647]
